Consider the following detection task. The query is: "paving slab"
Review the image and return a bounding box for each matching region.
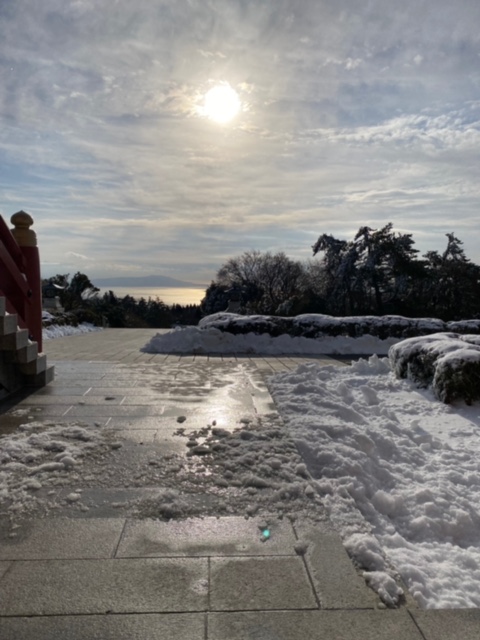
[53,487,166,518]
[210,556,317,611]
[26,386,91,396]
[65,404,168,417]
[85,386,163,396]
[411,609,480,640]
[0,518,125,560]
[116,516,297,558]
[0,557,208,615]
[207,609,424,640]
[294,520,379,609]
[0,561,11,579]
[12,405,70,417]
[114,428,162,444]
[16,394,126,405]
[0,612,206,640]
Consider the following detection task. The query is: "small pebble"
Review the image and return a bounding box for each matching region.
[294,541,309,556]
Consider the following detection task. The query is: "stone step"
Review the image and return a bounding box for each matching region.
[0,297,54,394]
[14,342,39,364]
[24,364,55,388]
[0,328,29,351]
[0,352,24,395]
[0,313,18,337]
[19,353,47,376]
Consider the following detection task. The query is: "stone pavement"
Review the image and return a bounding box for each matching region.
[0,329,478,639]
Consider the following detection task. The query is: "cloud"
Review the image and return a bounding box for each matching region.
[65,251,92,261]
[1,0,480,279]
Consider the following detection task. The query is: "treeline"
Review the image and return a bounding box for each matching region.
[46,223,480,326]
[202,223,480,321]
[45,273,202,328]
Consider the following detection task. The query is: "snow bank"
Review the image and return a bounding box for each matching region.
[389,333,480,403]
[43,323,102,340]
[269,356,480,608]
[142,326,398,355]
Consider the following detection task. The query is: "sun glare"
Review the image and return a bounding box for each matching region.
[202,83,241,124]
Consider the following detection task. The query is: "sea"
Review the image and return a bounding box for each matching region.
[97,287,206,306]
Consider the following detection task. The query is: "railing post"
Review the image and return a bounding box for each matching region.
[10,211,43,352]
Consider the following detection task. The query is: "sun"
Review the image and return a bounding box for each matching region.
[202,83,241,124]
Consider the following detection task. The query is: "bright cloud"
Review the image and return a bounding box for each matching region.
[1,0,480,280]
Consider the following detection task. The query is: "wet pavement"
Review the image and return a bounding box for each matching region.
[0,329,477,638]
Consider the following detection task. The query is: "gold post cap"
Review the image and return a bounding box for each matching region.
[11,210,37,247]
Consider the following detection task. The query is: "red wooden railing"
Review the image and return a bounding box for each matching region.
[0,211,42,351]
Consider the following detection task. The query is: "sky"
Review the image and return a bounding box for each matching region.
[1,0,480,284]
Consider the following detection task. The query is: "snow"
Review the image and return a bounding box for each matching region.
[143,325,398,355]
[43,322,102,340]
[0,419,111,518]
[268,354,480,609]
[5,318,480,609]
[389,333,480,403]
[142,325,480,607]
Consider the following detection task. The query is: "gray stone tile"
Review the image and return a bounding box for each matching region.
[0,613,206,640]
[0,558,208,615]
[17,394,125,405]
[208,610,424,639]
[121,395,178,405]
[66,405,168,417]
[53,487,163,518]
[107,416,179,429]
[412,609,480,640]
[43,380,94,387]
[0,518,125,560]
[210,557,317,611]
[52,371,106,379]
[185,409,256,430]
[114,429,160,444]
[0,561,12,579]
[294,521,379,609]
[28,386,91,396]
[86,387,162,396]
[117,517,297,558]
[10,405,70,417]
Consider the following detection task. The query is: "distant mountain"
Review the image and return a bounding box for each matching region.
[93,275,206,288]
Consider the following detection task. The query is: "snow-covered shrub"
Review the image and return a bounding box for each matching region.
[200,312,453,340]
[447,319,480,333]
[389,333,480,404]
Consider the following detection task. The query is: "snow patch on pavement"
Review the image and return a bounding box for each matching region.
[268,355,480,608]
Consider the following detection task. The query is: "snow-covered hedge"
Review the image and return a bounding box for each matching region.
[389,333,480,404]
[199,312,480,340]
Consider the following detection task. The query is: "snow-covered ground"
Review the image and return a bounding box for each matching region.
[0,419,115,517]
[270,356,480,609]
[4,320,480,608]
[144,325,480,609]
